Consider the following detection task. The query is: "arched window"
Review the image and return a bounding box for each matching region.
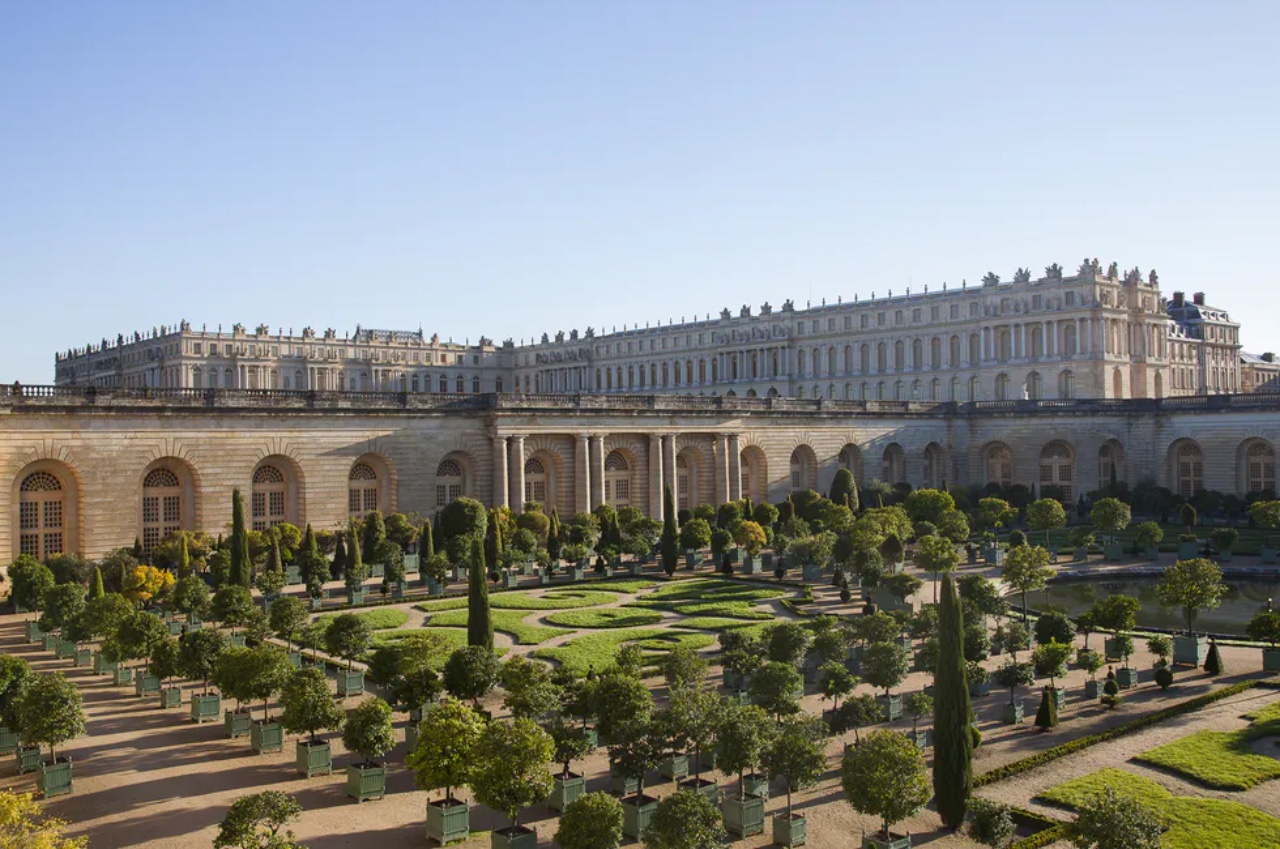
[967,375,979,401]
[1063,324,1078,357]
[1027,371,1042,400]
[860,344,870,374]
[797,349,807,377]
[19,471,64,559]
[1099,441,1124,489]
[1030,325,1044,359]
[1112,367,1124,399]
[985,444,1013,486]
[456,375,464,393]
[1247,442,1276,495]
[923,444,944,489]
[876,343,887,372]
[828,347,837,375]
[604,451,631,505]
[930,378,940,400]
[740,453,752,502]
[142,468,183,553]
[995,373,1010,401]
[524,458,547,506]
[349,462,379,519]
[930,338,941,370]
[472,377,481,393]
[912,339,923,370]
[1059,369,1076,399]
[1175,442,1203,497]
[839,444,863,484]
[949,336,961,368]
[949,376,959,401]
[436,459,465,508]
[790,447,817,491]
[894,341,905,371]
[843,346,854,373]
[881,443,905,484]
[676,454,692,512]
[251,465,287,531]
[1039,441,1074,500]
[968,334,980,365]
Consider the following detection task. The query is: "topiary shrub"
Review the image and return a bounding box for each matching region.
[1204,640,1223,675]
[1033,686,1058,731]
[966,797,1015,848]
[1154,666,1174,691]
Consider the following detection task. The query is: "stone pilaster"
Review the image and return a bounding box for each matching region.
[493,436,508,509]
[510,436,526,509]
[574,434,591,514]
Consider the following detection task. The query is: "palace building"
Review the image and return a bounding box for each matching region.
[7,258,1273,563]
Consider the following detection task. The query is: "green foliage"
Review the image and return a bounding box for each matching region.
[443,645,500,706]
[645,790,727,849]
[761,713,827,816]
[440,497,488,563]
[1089,498,1132,536]
[1156,557,1226,634]
[831,693,882,742]
[229,488,253,588]
[748,661,803,719]
[1067,784,1165,849]
[678,517,712,552]
[1001,545,1054,619]
[211,586,255,628]
[591,672,653,742]
[715,703,775,794]
[1247,611,1280,646]
[323,613,373,669]
[466,535,493,649]
[407,697,485,801]
[1204,640,1223,674]
[967,797,1016,848]
[764,621,813,665]
[841,729,932,837]
[38,583,86,635]
[214,790,303,849]
[860,641,910,696]
[1033,611,1076,646]
[0,656,34,730]
[660,645,707,689]
[1034,686,1059,730]
[994,661,1035,704]
[149,636,181,682]
[546,609,663,628]
[425,608,571,645]
[179,629,231,692]
[499,656,562,721]
[471,718,555,826]
[818,660,857,709]
[15,672,85,761]
[1133,521,1164,548]
[556,792,624,849]
[933,572,973,828]
[1090,595,1140,634]
[661,486,679,576]
[280,667,344,743]
[267,596,308,650]
[342,697,395,764]
[830,468,859,508]
[914,534,961,578]
[974,497,1016,533]
[1026,498,1068,546]
[10,558,55,612]
[533,628,715,677]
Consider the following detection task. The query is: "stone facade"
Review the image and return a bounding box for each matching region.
[2,385,1277,561]
[53,261,1241,402]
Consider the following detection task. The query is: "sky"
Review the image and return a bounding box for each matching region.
[2,2,1278,383]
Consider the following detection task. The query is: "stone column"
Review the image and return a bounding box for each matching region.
[493,436,509,509]
[662,434,678,512]
[574,435,591,514]
[648,434,664,518]
[510,436,526,509]
[729,434,743,501]
[590,435,606,509]
[716,434,731,505]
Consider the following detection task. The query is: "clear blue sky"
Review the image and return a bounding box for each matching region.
[3,2,1277,383]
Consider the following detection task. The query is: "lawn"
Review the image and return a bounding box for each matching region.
[415,589,615,613]
[670,616,772,635]
[1134,697,1280,789]
[580,579,657,593]
[627,599,774,619]
[533,627,716,676]
[313,608,409,631]
[1037,768,1280,849]
[644,578,785,603]
[545,609,665,628]
[422,608,573,645]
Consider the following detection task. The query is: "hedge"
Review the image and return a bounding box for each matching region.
[1009,824,1068,849]
[974,679,1260,787]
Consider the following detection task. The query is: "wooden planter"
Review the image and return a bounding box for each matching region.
[501,571,518,589]
[862,830,912,849]
[251,721,284,754]
[25,620,44,642]
[1263,647,1280,672]
[1002,700,1024,725]
[347,588,365,605]
[0,727,18,755]
[685,552,699,568]
[547,773,585,812]
[37,758,73,798]
[426,799,470,845]
[622,795,659,840]
[743,771,770,801]
[56,639,77,659]
[15,745,41,774]
[801,563,823,583]
[905,728,933,750]
[167,620,184,636]
[230,633,247,648]
[1116,667,1140,689]
[113,666,134,686]
[346,762,386,801]
[1262,546,1278,565]
[772,813,807,847]
[983,547,1004,566]
[492,826,537,849]
[968,681,991,697]
[74,648,92,667]
[285,565,303,585]
[659,753,689,781]
[1143,547,1160,562]
[722,793,765,837]
[191,693,221,723]
[224,709,253,739]
[1073,547,1089,562]
[134,674,161,697]
[1103,543,1124,562]
[1103,637,1125,662]
[880,693,902,722]
[42,632,59,652]
[1173,635,1208,666]
[680,776,719,803]
[336,669,365,698]
[310,596,325,611]
[1051,686,1067,709]
[569,566,585,581]
[1178,541,1200,559]
[159,687,182,709]
[1084,680,1102,699]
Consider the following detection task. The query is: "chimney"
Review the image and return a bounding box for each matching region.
[1193,292,1205,306]
[1172,291,1185,307]
[1264,352,1276,363]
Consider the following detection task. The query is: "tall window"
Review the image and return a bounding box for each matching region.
[435,459,464,508]
[789,448,816,491]
[524,458,547,505]
[986,444,1013,486]
[1039,441,1074,501]
[1176,443,1203,497]
[251,465,287,531]
[142,468,182,553]
[1059,369,1076,399]
[995,373,1010,401]
[923,444,944,489]
[1247,442,1275,494]
[676,455,691,512]
[349,462,379,519]
[604,451,631,505]
[1027,371,1042,400]
[19,471,64,559]
[882,444,905,484]
[1098,442,1123,489]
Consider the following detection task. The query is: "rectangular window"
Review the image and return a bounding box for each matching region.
[1065,291,1076,306]
[828,318,835,331]
[19,503,38,530]
[43,501,62,529]
[20,533,39,557]
[1032,294,1043,310]
[163,496,180,525]
[861,315,869,328]
[931,307,939,321]
[844,316,852,329]
[349,489,361,514]
[363,489,378,512]
[970,303,979,317]
[895,311,903,325]
[912,308,921,322]
[878,313,886,326]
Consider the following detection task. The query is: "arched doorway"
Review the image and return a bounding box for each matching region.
[881,443,906,485]
[789,446,818,491]
[18,470,67,559]
[1039,441,1075,501]
[984,443,1013,487]
[923,443,945,490]
[1172,441,1203,497]
[1098,440,1126,490]
[604,451,632,506]
[141,467,184,554]
[1243,440,1276,496]
[348,462,380,520]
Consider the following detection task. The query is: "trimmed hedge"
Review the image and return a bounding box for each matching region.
[1009,824,1068,849]
[974,679,1259,787]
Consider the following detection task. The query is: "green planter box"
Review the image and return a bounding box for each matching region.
[426,799,470,845]
[743,771,770,801]
[56,639,77,659]
[569,566,585,581]
[1085,680,1102,699]
[1143,547,1160,561]
[191,693,221,723]
[1263,647,1280,672]
[502,571,519,589]
[969,681,991,697]
[1002,700,1024,725]
[113,666,134,686]
[685,552,699,568]
[906,729,933,750]
[38,759,73,798]
[42,632,58,652]
[1116,667,1140,689]
[451,566,468,582]
[251,721,284,754]
[425,577,444,595]
[310,596,325,610]
[547,773,585,812]
[983,547,1004,566]
[1074,547,1089,562]
[347,588,365,605]
[610,769,640,797]
[1103,637,1125,662]
[1179,541,1200,559]
[880,693,902,722]
[336,669,365,698]
[1103,543,1124,562]
[1263,546,1278,565]
[286,565,302,585]
[691,748,716,774]
[772,813,807,847]
[16,745,41,774]
[167,619,185,635]
[862,831,911,849]
[680,776,719,804]
[26,621,44,642]
[659,753,689,781]
[0,727,18,755]
[1051,686,1067,710]
[1219,549,1234,562]
[622,795,659,840]
[288,651,302,669]
[135,673,161,697]
[346,762,386,801]
[224,709,253,739]
[492,826,536,849]
[723,794,765,837]
[159,687,182,709]
[801,563,823,583]
[1173,635,1208,666]
[187,613,204,627]
[404,553,420,574]
[230,633,247,648]
[74,648,92,667]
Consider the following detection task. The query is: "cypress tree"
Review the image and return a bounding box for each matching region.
[230,488,252,587]
[468,537,493,650]
[332,532,347,582]
[178,535,191,580]
[347,525,366,587]
[485,512,502,575]
[1204,640,1223,675]
[660,486,679,576]
[421,519,434,558]
[830,468,856,506]
[1034,686,1059,730]
[89,567,105,600]
[547,508,562,562]
[933,571,973,829]
[361,510,386,564]
[133,537,144,561]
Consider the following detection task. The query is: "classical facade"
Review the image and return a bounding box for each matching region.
[3,386,1277,562]
[54,260,1241,402]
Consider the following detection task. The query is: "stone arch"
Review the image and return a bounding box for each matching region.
[1098,439,1126,490]
[983,441,1014,487]
[348,453,393,519]
[739,445,768,504]
[434,452,476,511]
[1240,438,1276,496]
[1112,367,1125,399]
[139,457,199,554]
[839,443,864,486]
[676,444,710,512]
[881,443,906,485]
[251,455,302,530]
[1039,440,1075,501]
[923,442,946,490]
[604,448,635,506]
[12,459,81,560]
[789,444,819,492]
[523,449,564,514]
[1168,439,1203,497]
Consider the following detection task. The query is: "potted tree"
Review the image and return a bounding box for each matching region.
[993,661,1034,724]
[1068,528,1095,563]
[172,573,211,628]
[242,645,293,754]
[860,641,909,721]
[408,697,486,845]
[760,714,826,848]
[211,586,255,648]
[1031,641,1073,709]
[181,629,231,723]
[1112,635,1138,688]
[38,583,85,662]
[150,636,184,709]
[748,661,803,722]
[1156,557,1225,666]
[645,790,728,849]
[665,687,722,801]
[1251,501,1280,564]
[1078,649,1105,699]
[555,791,624,849]
[325,613,373,697]
[82,592,134,676]
[269,596,309,669]
[716,702,775,837]
[1146,635,1173,670]
[15,672,85,798]
[965,661,991,698]
[903,692,933,749]
[1247,611,1280,672]
[11,558,55,640]
[1090,498,1131,561]
[343,696,396,802]
[1134,522,1164,562]
[841,729,931,849]
[1211,527,1239,562]
[608,719,663,840]
[1001,546,1053,623]
[1178,504,1200,559]
[113,610,167,694]
[548,718,593,812]
[472,718,555,849]
[281,667,344,777]
[345,526,369,604]
[1092,595,1140,664]
[0,656,33,758]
